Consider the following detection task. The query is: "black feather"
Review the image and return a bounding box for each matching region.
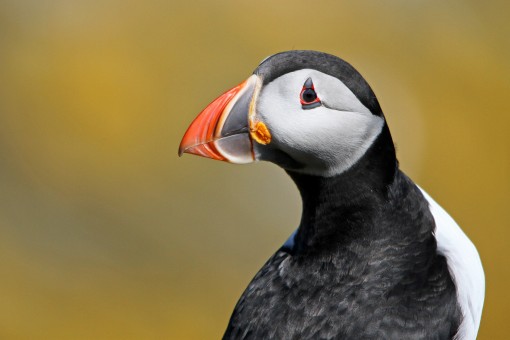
[223,125,461,339]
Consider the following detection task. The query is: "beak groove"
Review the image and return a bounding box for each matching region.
[178,75,259,163]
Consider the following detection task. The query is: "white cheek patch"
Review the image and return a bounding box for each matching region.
[256,69,384,177]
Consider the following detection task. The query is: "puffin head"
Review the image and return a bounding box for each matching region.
[179,50,392,177]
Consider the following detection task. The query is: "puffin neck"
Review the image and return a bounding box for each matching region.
[286,124,398,254]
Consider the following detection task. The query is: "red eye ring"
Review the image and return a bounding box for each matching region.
[300,77,321,109]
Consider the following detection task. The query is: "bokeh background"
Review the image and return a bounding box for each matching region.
[0,0,508,338]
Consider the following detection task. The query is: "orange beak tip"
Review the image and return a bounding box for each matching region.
[177,143,186,157]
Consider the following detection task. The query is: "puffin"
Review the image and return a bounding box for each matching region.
[178,50,485,339]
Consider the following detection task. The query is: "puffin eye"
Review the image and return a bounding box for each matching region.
[300,77,321,109]
[302,89,317,102]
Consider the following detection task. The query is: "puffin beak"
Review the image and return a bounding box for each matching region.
[178,75,261,164]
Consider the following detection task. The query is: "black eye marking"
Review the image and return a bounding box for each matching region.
[300,77,321,109]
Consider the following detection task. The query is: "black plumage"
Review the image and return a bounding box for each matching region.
[224,125,461,339]
[222,51,462,339]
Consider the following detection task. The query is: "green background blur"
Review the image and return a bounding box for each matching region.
[0,1,508,339]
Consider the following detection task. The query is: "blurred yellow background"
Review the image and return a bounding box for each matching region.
[0,0,508,338]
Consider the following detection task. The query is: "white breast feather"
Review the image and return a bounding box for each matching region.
[419,187,485,340]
